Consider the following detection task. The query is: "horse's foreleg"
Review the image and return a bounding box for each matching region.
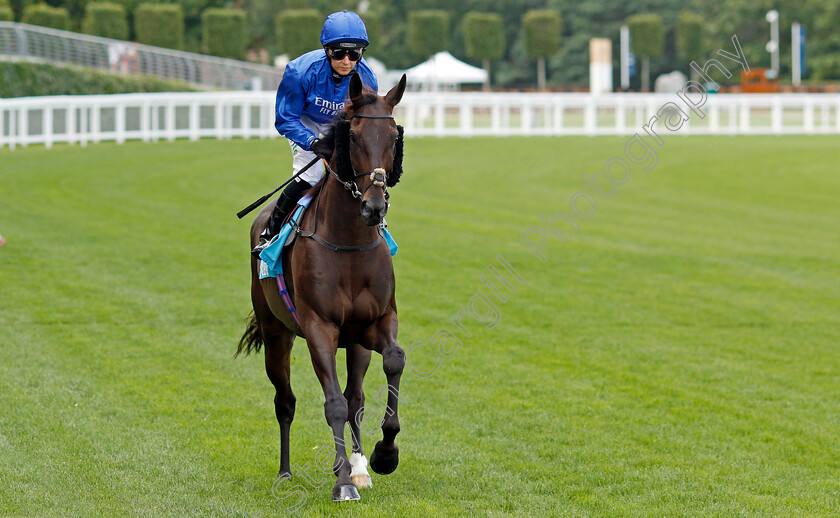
[369,313,405,476]
[305,323,359,502]
[344,345,372,488]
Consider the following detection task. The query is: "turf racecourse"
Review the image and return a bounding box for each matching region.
[1,134,838,517]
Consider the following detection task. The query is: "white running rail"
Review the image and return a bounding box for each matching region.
[0,21,283,91]
[2,91,840,149]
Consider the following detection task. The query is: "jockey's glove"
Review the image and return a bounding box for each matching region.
[311,138,333,159]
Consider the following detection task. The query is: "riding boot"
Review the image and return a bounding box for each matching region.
[252,179,312,257]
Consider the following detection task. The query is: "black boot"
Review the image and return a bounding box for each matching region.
[252,180,311,257]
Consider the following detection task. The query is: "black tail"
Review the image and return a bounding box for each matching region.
[236,312,264,357]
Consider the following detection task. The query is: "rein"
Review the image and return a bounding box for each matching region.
[296,113,395,253]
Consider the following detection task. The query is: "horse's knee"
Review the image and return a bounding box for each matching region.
[382,346,405,376]
[324,394,348,425]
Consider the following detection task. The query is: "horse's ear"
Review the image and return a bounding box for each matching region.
[385,74,406,108]
[349,72,364,102]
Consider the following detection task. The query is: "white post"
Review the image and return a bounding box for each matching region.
[141,100,150,142]
[10,107,17,150]
[116,101,125,144]
[0,105,5,150]
[44,106,53,149]
[189,100,199,141]
[620,25,630,90]
[20,106,28,148]
[589,38,613,94]
[242,102,251,139]
[166,101,176,142]
[92,105,101,144]
[792,23,801,87]
[771,96,782,134]
[80,106,88,147]
[67,104,77,145]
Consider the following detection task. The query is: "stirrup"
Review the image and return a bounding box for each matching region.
[251,236,271,258]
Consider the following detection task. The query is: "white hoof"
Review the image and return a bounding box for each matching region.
[349,453,372,489]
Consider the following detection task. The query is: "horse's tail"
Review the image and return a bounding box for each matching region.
[236,311,263,357]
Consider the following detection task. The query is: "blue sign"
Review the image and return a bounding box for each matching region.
[628,50,636,76]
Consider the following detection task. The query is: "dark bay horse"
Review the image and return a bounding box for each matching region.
[238,73,407,503]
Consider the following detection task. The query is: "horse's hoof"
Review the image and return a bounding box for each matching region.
[370,441,399,475]
[332,484,360,502]
[352,473,372,488]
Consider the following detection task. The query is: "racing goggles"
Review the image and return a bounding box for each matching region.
[326,47,363,62]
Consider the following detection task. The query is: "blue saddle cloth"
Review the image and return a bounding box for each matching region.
[258,194,398,280]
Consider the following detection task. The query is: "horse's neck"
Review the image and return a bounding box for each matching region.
[315,173,378,242]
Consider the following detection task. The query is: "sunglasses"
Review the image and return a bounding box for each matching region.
[326,47,363,62]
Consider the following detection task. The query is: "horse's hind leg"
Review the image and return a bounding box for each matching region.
[344,344,372,488]
[255,288,296,478]
[264,322,296,478]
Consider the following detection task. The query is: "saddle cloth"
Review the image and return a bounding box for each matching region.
[258,194,398,280]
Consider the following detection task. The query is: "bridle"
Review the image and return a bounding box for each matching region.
[325,113,397,200]
[298,112,400,252]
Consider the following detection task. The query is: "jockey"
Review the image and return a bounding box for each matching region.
[253,10,378,256]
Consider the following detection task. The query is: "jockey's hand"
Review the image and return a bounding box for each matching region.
[311,138,333,159]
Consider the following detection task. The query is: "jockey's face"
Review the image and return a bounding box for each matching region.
[326,46,363,77]
[330,53,356,76]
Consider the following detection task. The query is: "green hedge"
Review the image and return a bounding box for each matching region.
[21,4,70,30]
[407,10,449,58]
[0,5,13,21]
[359,11,380,50]
[0,61,195,97]
[134,3,183,50]
[275,9,320,59]
[522,10,561,59]
[627,13,664,59]
[83,2,128,40]
[201,8,246,59]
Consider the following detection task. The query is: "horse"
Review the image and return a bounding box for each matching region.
[237,73,408,503]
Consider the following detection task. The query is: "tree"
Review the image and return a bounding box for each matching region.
[202,8,246,59]
[522,9,560,91]
[275,9,320,59]
[677,11,703,83]
[135,4,184,50]
[627,13,664,92]
[359,11,381,52]
[82,3,128,40]
[0,0,13,22]
[22,4,70,30]
[407,9,449,60]
[463,11,504,90]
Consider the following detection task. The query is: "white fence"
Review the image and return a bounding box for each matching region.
[2,91,840,149]
[0,22,283,91]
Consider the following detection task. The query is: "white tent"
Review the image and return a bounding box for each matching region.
[402,51,488,91]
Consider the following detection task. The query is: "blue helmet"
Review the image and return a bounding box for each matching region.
[320,10,369,48]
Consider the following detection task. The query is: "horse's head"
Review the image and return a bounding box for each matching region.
[329,73,406,226]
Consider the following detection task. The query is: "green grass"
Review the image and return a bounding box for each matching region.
[1,134,839,517]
